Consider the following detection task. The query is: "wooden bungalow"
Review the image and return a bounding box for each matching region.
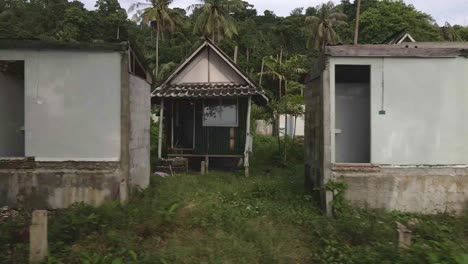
[152,40,269,175]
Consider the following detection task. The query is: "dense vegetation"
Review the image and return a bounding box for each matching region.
[1,135,467,263]
[2,0,468,88]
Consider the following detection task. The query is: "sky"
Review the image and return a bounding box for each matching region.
[80,0,468,26]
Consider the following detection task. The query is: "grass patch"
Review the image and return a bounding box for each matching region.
[1,136,467,263]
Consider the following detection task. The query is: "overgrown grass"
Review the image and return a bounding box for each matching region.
[1,136,467,263]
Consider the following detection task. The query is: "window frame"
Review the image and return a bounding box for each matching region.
[202,98,239,127]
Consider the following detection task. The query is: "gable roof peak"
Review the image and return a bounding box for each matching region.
[152,39,269,105]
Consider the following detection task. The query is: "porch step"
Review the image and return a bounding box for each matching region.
[155,158,188,175]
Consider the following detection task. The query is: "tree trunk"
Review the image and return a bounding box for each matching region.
[156,24,160,79]
[259,57,265,86]
[246,48,250,72]
[283,80,288,163]
[354,0,362,45]
[293,115,297,143]
[275,112,281,154]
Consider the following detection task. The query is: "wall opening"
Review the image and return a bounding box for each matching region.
[173,101,195,149]
[0,61,25,157]
[335,65,370,163]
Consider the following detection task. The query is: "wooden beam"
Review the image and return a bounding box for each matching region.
[171,101,174,149]
[167,154,243,158]
[158,99,164,159]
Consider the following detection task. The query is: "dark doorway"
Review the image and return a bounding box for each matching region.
[0,61,25,157]
[173,101,195,149]
[335,65,370,163]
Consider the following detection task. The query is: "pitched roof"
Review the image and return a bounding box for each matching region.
[152,39,269,105]
[384,30,416,44]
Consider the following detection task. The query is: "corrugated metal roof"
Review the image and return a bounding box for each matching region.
[152,39,269,105]
[153,83,264,98]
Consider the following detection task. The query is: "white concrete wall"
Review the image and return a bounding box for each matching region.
[171,48,246,84]
[129,74,150,189]
[0,72,24,156]
[0,50,121,161]
[279,114,305,137]
[330,57,468,165]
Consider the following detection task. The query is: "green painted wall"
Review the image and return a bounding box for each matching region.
[166,98,248,156]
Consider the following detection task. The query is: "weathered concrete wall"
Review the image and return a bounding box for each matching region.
[329,57,468,165]
[332,165,468,214]
[0,72,24,157]
[279,114,305,137]
[0,50,121,161]
[0,161,121,209]
[128,74,150,189]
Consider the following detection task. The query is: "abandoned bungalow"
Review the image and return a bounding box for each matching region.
[305,42,468,214]
[153,40,269,175]
[0,39,151,209]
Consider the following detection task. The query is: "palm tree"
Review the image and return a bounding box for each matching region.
[440,22,462,42]
[305,2,347,51]
[354,0,361,44]
[188,0,244,43]
[129,0,179,78]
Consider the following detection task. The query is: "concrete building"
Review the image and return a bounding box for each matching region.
[0,39,151,209]
[305,42,468,215]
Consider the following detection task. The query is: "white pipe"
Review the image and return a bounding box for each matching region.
[158,99,164,159]
[244,96,252,168]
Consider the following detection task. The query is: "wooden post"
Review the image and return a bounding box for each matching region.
[244,97,252,177]
[205,156,209,173]
[158,99,164,159]
[395,222,412,249]
[29,210,48,263]
[171,101,174,149]
[120,180,128,205]
[201,161,206,174]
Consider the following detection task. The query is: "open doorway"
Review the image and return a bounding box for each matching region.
[173,101,195,149]
[335,65,370,163]
[0,61,25,157]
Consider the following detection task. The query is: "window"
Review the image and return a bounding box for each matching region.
[203,99,238,127]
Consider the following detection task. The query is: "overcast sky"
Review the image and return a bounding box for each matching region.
[80,0,468,26]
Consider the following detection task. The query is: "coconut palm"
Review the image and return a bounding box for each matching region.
[188,0,244,43]
[305,2,347,51]
[129,0,179,78]
[440,22,462,42]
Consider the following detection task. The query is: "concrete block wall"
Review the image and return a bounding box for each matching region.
[0,161,121,209]
[332,165,468,215]
[128,74,150,189]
